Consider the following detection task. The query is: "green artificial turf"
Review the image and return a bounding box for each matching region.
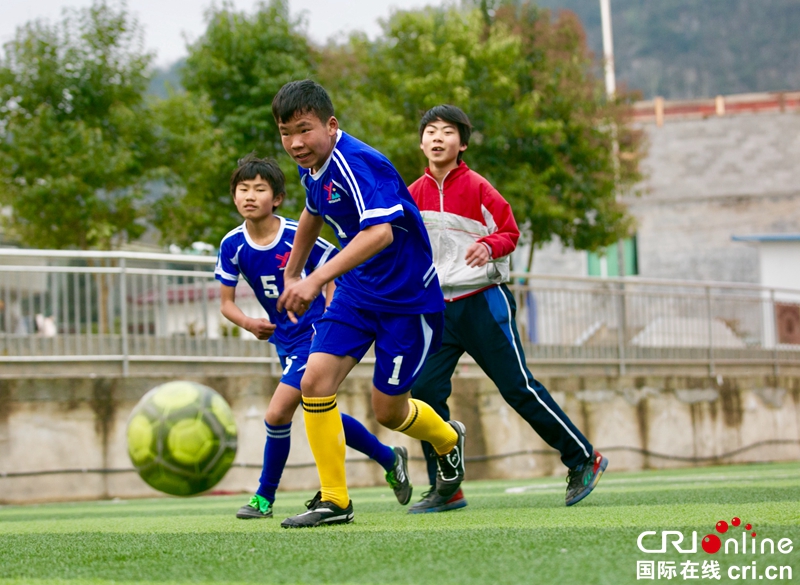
[2,462,800,585]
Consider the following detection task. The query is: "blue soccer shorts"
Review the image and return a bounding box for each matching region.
[309,297,444,395]
[277,345,310,391]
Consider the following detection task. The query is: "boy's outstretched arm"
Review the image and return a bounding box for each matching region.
[279,222,393,322]
[277,209,324,321]
[284,209,326,282]
[219,285,276,340]
[474,184,520,261]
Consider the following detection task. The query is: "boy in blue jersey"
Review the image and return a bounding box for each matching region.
[272,80,466,528]
[215,154,413,520]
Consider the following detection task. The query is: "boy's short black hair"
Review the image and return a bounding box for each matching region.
[230,154,285,209]
[419,105,473,157]
[271,79,335,125]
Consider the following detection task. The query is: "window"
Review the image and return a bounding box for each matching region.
[587,236,638,277]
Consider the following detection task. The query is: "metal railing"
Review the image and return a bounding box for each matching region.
[0,249,276,377]
[507,273,800,375]
[1,249,799,376]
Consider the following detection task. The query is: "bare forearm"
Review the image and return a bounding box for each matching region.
[285,210,324,280]
[220,299,252,330]
[307,223,393,287]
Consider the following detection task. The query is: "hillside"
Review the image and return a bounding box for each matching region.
[148,1,800,101]
[534,0,800,99]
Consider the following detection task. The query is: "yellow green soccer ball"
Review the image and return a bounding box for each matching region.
[126,381,237,496]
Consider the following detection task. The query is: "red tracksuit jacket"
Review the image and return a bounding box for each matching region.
[408,161,520,301]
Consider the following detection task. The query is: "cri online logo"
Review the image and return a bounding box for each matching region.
[638,517,794,555]
[702,517,753,554]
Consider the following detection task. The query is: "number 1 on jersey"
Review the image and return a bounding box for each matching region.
[387,355,403,386]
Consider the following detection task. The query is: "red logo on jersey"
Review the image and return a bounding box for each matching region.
[323,181,341,202]
[275,251,291,270]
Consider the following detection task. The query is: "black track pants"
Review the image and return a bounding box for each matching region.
[411,284,593,486]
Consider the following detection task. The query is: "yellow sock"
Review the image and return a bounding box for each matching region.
[393,399,458,455]
[302,395,349,508]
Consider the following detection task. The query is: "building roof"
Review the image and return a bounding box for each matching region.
[633,91,800,124]
[732,234,800,242]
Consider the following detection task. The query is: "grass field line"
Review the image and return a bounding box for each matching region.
[1,501,798,534]
[504,471,800,493]
[4,476,797,520]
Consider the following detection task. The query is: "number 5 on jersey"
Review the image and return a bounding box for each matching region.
[261,275,279,298]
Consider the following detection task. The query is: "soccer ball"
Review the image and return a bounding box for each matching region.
[126,381,238,496]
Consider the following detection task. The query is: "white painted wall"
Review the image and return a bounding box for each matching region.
[758,241,800,300]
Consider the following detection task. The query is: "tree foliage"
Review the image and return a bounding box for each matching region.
[0,0,644,258]
[148,92,235,248]
[322,3,643,257]
[0,1,156,249]
[155,0,314,247]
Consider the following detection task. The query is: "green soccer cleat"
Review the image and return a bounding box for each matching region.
[385,446,413,505]
[565,451,609,506]
[236,494,273,519]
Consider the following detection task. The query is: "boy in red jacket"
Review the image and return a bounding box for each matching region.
[407,105,607,513]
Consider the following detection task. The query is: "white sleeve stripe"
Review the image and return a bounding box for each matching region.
[219,225,244,244]
[306,200,318,213]
[361,204,403,221]
[332,155,363,218]
[332,150,365,217]
[423,263,435,280]
[215,268,239,282]
[315,245,334,269]
[423,266,437,288]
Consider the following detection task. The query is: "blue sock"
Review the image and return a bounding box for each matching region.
[341,413,396,472]
[255,421,292,503]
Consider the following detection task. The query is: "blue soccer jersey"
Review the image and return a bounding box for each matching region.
[299,130,445,315]
[215,216,338,354]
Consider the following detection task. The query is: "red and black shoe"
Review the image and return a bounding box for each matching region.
[565,451,609,506]
[408,487,468,514]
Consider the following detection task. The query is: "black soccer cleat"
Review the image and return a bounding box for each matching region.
[385,446,413,505]
[565,451,609,506]
[408,486,468,514]
[305,491,322,510]
[281,497,354,528]
[435,420,466,498]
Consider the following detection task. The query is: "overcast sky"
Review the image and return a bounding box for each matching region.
[0,0,447,67]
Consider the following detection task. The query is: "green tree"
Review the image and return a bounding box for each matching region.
[0,1,156,250]
[322,3,643,269]
[159,0,314,247]
[149,92,236,247]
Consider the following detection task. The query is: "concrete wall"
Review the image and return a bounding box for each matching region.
[529,110,800,283]
[626,111,800,284]
[1,373,799,504]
